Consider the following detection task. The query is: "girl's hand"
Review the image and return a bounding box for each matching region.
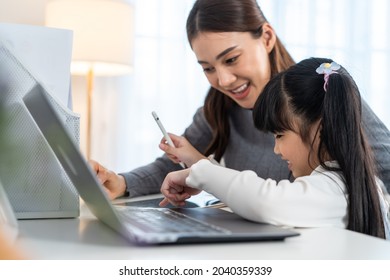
[159,168,201,207]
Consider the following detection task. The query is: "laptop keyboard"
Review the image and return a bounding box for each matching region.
[115,207,229,234]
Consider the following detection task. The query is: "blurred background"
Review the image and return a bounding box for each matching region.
[1,0,389,174]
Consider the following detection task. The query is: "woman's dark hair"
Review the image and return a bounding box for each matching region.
[186,0,295,161]
[253,57,385,238]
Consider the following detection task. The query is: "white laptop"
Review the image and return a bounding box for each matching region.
[23,84,299,245]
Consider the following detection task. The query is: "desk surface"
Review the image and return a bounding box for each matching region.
[16,196,390,260]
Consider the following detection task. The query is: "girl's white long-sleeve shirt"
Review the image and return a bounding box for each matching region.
[186,159,350,229]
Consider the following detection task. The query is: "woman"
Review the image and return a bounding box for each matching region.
[90,0,390,200]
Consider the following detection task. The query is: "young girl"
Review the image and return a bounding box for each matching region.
[160,57,390,239]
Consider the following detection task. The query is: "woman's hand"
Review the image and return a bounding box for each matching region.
[159,133,207,167]
[88,159,127,200]
[159,168,201,207]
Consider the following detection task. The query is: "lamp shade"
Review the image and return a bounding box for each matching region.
[45,0,134,76]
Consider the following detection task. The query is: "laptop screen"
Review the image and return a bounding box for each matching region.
[23,84,125,232]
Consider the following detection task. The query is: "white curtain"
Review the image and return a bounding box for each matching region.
[262,0,390,123]
[88,0,390,172]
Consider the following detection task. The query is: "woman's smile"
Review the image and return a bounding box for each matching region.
[228,82,251,100]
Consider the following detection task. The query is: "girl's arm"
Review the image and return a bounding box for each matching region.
[186,159,347,228]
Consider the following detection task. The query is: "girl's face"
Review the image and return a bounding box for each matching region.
[273,125,320,178]
[191,26,276,109]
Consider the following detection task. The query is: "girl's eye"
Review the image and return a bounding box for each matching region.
[275,134,283,139]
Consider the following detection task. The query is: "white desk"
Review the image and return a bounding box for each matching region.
[16,196,390,260]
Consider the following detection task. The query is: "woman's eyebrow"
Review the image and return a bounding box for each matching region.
[197,45,238,64]
[215,46,238,60]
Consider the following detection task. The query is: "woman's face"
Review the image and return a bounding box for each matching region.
[191,29,275,109]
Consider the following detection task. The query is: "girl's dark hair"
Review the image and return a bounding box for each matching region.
[186,0,295,161]
[253,57,385,238]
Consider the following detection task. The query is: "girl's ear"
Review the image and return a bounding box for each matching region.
[261,23,277,54]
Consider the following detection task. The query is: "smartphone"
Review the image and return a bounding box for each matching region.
[151,111,185,168]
